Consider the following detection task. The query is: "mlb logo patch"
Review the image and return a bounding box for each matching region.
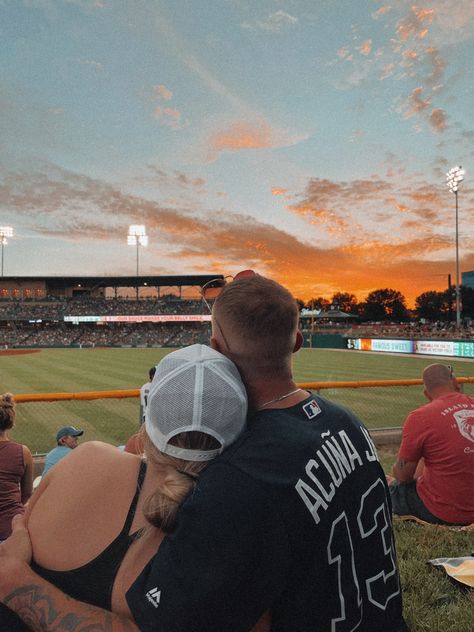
[303,400,322,419]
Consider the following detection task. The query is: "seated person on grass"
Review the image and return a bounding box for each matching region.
[390,363,474,525]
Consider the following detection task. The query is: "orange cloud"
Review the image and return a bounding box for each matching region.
[358,40,372,55]
[203,119,300,160]
[153,106,182,129]
[429,108,447,132]
[211,122,272,151]
[403,86,430,117]
[153,84,173,100]
[271,187,287,196]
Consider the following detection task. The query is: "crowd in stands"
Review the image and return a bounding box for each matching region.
[0,322,210,348]
[0,297,202,320]
[302,321,474,340]
[0,294,472,347]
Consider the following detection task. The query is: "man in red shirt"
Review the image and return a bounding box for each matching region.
[390,363,474,525]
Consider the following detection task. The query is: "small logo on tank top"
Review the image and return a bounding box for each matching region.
[303,400,321,419]
[146,587,161,608]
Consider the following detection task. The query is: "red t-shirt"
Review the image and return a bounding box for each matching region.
[399,392,474,524]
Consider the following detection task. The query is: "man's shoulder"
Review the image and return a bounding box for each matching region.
[409,392,473,419]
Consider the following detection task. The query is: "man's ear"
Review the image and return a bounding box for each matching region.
[453,377,461,393]
[293,330,304,353]
[210,336,222,352]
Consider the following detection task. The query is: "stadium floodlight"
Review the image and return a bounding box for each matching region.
[446,166,465,330]
[0,226,14,277]
[127,225,148,298]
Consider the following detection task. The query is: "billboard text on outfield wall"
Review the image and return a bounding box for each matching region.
[347,338,474,358]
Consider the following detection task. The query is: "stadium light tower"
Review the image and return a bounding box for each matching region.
[446,166,465,330]
[127,225,148,299]
[0,226,14,277]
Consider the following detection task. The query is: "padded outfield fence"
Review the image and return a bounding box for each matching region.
[11,377,474,455]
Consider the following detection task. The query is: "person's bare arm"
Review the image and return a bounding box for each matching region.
[391,456,418,483]
[0,516,139,632]
[20,446,34,504]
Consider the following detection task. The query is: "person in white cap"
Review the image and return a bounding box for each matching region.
[0,345,255,631]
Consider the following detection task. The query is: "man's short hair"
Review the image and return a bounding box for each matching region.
[149,366,157,381]
[213,274,299,373]
[422,364,454,392]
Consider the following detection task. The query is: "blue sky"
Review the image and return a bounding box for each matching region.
[0,0,473,304]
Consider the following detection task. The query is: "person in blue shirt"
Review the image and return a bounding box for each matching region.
[42,426,84,476]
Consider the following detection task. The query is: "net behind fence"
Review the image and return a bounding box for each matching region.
[9,380,474,454]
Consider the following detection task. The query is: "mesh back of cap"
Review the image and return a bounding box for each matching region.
[145,344,247,460]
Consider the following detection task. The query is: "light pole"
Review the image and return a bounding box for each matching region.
[0,226,14,277]
[446,166,465,330]
[127,225,148,299]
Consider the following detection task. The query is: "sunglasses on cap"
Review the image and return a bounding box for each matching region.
[200,270,256,350]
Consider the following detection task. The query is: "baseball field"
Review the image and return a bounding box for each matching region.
[1,346,473,453]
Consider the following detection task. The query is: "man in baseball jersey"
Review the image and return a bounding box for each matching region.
[390,363,474,525]
[0,274,408,631]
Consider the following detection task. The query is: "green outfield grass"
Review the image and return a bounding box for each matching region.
[2,347,473,453]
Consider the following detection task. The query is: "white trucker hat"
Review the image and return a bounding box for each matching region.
[145,344,248,461]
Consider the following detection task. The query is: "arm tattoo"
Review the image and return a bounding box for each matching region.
[396,459,406,469]
[4,584,135,631]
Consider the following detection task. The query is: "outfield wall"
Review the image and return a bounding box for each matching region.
[347,337,474,358]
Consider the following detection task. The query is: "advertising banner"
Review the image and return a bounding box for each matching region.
[64,314,212,324]
[347,337,474,359]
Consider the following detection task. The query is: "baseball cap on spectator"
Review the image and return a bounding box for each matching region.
[145,344,247,462]
[56,426,84,442]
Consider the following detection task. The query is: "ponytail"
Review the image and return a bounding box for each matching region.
[0,393,15,431]
[142,429,219,532]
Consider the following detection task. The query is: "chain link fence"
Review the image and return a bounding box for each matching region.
[9,379,474,455]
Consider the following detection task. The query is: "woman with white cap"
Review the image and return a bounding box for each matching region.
[0,345,268,631]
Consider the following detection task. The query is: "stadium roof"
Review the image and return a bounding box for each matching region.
[0,274,224,290]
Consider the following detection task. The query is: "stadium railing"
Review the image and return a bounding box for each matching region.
[12,378,474,458]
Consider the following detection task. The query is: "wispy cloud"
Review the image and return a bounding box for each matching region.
[153,84,173,100]
[151,83,185,130]
[205,119,306,161]
[241,10,298,33]
[68,57,103,70]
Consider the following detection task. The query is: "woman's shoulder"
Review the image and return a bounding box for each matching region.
[44,441,141,488]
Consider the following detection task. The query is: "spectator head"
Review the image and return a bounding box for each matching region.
[142,343,247,531]
[422,363,460,401]
[56,425,84,448]
[0,393,15,432]
[148,366,156,382]
[211,273,302,379]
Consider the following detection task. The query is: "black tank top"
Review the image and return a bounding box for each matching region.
[30,460,147,610]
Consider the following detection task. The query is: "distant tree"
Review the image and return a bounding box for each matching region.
[331,292,359,314]
[415,290,450,321]
[361,288,409,321]
[306,297,330,310]
[295,298,306,311]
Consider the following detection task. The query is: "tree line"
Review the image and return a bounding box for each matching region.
[297,287,474,322]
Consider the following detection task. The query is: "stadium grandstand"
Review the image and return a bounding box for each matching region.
[0,274,473,350]
[0,275,222,348]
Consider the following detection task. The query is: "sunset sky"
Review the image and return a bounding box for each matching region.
[1,0,473,306]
